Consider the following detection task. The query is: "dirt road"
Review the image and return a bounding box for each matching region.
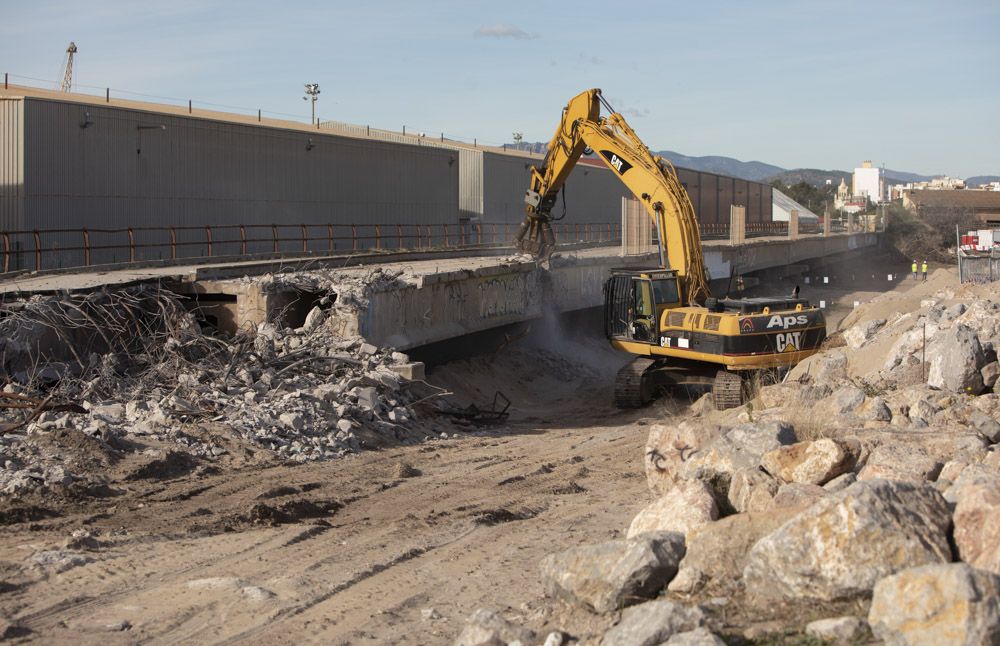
[0,334,683,644]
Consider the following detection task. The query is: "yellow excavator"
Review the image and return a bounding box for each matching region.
[515,89,826,409]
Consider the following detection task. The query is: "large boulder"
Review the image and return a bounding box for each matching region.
[645,421,723,497]
[868,563,1000,646]
[942,466,1000,505]
[690,422,797,513]
[805,616,868,643]
[668,508,800,595]
[627,480,718,541]
[743,480,953,602]
[760,439,856,486]
[600,600,706,646]
[794,349,848,383]
[645,421,795,509]
[825,385,866,415]
[927,324,987,394]
[727,467,779,513]
[540,532,685,614]
[884,323,940,372]
[857,443,943,484]
[768,483,829,510]
[953,479,1000,575]
[843,318,886,350]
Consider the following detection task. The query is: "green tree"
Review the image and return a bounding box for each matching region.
[770,180,835,215]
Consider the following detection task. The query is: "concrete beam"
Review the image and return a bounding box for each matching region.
[339,253,657,350]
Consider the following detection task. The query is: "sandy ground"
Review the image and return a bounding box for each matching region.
[0,266,921,644]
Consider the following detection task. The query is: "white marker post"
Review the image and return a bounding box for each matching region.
[819,300,826,308]
[823,277,829,284]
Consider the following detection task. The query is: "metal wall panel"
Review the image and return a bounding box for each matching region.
[0,98,25,234]
[19,98,460,266]
[700,173,718,224]
[481,152,628,225]
[458,148,483,220]
[748,181,761,223]
[718,176,734,222]
[676,167,700,217]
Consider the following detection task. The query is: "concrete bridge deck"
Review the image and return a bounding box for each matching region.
[0,232,880,351]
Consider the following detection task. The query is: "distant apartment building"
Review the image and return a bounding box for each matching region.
[891,176,972,199]
[852,161,884,203]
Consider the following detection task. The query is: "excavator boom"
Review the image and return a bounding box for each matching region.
[514,89,709,304]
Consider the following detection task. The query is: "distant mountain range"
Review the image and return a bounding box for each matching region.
[655,150,784,182]
[514,142,995,188]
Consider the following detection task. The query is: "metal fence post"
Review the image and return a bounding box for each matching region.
[205,226,213,257]
[127,228,135,262]
[327,224,333,252]
[82,229,91,266]
[170,228,177,259]
[2,232,10,272]
[301,224,308,253]
[240,225,247,255]
[32,230,41,270]
[397,224,403,249]
[956,225,963,283]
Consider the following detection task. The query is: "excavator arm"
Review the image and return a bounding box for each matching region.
[514,89,710,304]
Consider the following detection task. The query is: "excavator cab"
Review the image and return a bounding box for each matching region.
[604,269,681,343]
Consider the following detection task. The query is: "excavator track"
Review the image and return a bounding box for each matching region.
[614,358,657,408]
[712,370,745,410]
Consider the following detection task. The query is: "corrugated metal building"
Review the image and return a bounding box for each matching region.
[1,93,459,267]
[1,85,776,270]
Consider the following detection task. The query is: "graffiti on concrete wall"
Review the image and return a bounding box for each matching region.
[478,273,537,318]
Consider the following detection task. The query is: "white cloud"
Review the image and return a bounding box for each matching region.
[474,23,536,40]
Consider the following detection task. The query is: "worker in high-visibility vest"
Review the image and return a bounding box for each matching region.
[922,260,928,281]
[912,260,918,279]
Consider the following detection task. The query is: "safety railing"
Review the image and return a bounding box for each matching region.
[1,221,623,273]
[698,221,797,240]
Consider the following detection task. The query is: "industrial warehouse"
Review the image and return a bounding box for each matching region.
[0,84,784,270]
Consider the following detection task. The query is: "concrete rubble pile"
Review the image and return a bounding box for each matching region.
[472,273,1000,645]
[0,275,451,498]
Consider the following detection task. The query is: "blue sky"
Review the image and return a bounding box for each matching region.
[2,0,998,177]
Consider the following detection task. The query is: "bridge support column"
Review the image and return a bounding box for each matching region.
[729,205,746,245]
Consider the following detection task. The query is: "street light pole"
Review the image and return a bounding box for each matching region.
[303,83,321,125]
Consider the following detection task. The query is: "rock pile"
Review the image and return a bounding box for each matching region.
[518,272,1000,644]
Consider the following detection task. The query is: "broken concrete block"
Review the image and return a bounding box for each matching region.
[356,387,378,410]
[389,362,425,381]
[279,412,304,431]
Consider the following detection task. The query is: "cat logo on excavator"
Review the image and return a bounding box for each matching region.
[776,331,802,353]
